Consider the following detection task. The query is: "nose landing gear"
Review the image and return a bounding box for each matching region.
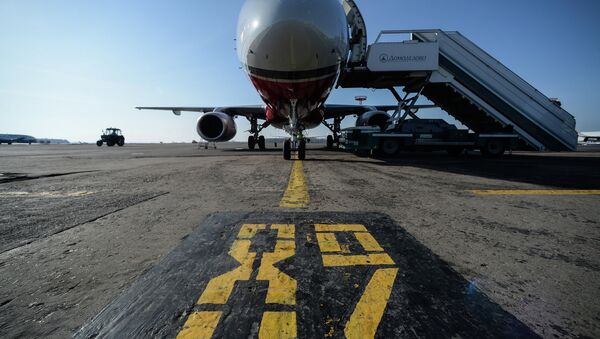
[282,137,306,160]
[283,139,291,160]
[298,139,306,160]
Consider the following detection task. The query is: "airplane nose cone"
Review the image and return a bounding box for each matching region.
[237,0,349,72]
[248,20,328,71]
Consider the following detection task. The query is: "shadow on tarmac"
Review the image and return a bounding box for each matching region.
[309,151,600,189]
[195,145,599,189]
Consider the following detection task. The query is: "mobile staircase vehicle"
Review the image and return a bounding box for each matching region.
[338,0,577,156]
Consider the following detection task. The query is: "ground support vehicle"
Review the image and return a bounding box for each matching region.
[335,27,577,152]
[97,128,125,147]
[340,119,518,157]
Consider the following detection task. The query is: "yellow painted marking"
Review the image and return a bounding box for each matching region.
[340,244,352,254]
[470,189,600,196]
[314,224,368,232]
[238,224,266,239]
[177,311,222,339]
[197,240,256,304]
[322,253,395,267]
[345,268,399,339]
[259,312,297,339]
[280,161,309,208]
[257,240,296,305]
[354,232,384,252]
[271,224,295,239]
[0,191,94,198]
[316,233,342,252]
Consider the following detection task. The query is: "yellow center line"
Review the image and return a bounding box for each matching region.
[470,189,600,196]
[279,161,309,208]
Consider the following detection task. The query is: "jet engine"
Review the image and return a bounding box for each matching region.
[355,111,390,130]
[196,112,237,142]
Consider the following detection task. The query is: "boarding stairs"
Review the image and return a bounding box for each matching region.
[339,2,577,151]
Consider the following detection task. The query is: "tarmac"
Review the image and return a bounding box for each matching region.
[0,143,599,338]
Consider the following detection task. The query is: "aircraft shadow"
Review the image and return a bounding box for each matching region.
[307,151,600,189]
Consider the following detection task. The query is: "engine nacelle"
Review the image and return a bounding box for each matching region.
[355,111,390,130]
[196,112,237,142]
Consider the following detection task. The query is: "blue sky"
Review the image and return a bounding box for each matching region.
[1,0,599,142]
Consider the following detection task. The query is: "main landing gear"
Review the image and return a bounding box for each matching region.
[247,117,268,150]
[323,116,343,150]
[283,140,291,160]
[248,135,266,150]
[283,138,306,160]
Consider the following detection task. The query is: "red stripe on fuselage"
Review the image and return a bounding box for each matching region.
[248,72,337,128]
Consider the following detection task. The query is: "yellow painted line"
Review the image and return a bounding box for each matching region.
[345,268,399,339]
[316,233,342,253]
[238,224,266,239]
[322,253,395,267]
[354,232,384,252]
[271,224,295,239]
[259,311,297,339]
[177,311,222,339]
[279,161,309,208]
[257,240,297,305]
[0,191,94,198]
[197,240,256,304]
[314,224,368,232]
[470,189,600,196]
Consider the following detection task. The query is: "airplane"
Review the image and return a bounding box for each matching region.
[0,134,37,145]
[137,0,400,160]
[578,131,600,145]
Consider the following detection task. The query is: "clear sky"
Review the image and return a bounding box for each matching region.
[1,0,599,142]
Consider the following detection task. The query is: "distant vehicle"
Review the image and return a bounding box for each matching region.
[0,134,37,145]
[36,139,70,145]
[97,128,125,147]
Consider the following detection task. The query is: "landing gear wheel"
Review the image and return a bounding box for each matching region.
[298,139,306,160]
[326,135,334,149]
[380,139,400,157]
[117,138,125,147]
[481,140,505,157]
[283,139,291,160]
[248,136,256,150]
[258,135,266,150]
[96,140,103,147]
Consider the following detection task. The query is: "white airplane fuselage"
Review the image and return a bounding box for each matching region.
[237,0,349,132]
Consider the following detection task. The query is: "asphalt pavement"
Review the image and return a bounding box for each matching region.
[0,143,598,338]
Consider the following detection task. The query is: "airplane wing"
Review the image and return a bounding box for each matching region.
[136,106,266,119]
[137,104,435,120]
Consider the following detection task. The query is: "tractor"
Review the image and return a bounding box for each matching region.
[97,128,125,147]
